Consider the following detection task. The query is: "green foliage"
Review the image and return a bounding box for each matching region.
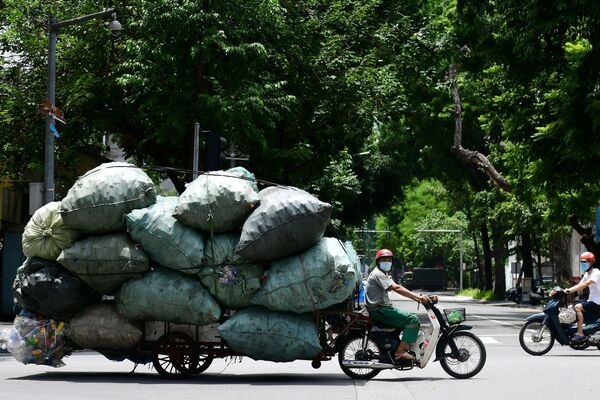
[458,288,497,300]
[4,0,600,297]
[374,179,475,273]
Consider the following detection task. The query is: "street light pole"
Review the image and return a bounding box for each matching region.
[417,229,464,292]
[459,230,464,292]
[44,15,57,204]
[43,8,119,204]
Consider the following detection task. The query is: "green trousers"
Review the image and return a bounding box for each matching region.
[369,306,420,343]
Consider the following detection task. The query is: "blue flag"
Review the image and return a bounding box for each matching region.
[49,122,60,138]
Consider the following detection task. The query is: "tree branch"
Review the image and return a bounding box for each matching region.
[569,215,596,250]
[448,64,512,192]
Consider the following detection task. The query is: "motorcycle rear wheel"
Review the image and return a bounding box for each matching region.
[439,331,486,379]
[338,334,383,380]
[519,320,555,355]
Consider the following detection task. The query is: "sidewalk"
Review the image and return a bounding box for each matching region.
[390,290,543,311]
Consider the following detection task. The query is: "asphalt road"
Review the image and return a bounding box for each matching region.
[1,296,598,400]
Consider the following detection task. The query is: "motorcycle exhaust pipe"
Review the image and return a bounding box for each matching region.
[341,360,395,369]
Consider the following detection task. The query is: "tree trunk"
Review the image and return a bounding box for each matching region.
[481,224,493,291]
[520,232,534,279]
[533,234,543,285]
[492,222,506,298]
[472,230,484,290]
[549,234,571,283]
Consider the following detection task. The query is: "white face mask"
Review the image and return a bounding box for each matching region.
[379,261,392,272]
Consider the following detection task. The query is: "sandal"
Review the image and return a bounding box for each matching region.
[572,334,586,342]
[389,351,415,364]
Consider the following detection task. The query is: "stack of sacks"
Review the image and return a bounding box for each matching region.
[10,161,362,366]
[209,185,362,362]
[10,162,158,365]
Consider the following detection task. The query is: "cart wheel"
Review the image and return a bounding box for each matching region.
[152,333,198,378]
[193,345,213,374]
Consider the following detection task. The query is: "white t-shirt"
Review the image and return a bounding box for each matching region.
[581,268,600,304]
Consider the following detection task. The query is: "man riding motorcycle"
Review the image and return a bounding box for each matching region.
[563,251,600,342]
[365,249,430,363]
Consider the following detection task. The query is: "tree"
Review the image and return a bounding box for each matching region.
[457,0,600,255]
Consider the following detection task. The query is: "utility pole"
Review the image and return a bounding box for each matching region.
[43,9,121,204]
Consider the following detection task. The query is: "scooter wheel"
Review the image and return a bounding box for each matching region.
[519,320,555,356]
[439,331,486,379]
[338,334,383,380]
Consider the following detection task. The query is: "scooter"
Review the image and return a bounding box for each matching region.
[336,295,486,379]
[519,288,600,355]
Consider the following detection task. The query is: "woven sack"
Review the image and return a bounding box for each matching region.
[217,307,321,362]
[173,167,259,233]
[22,201,80,261]
[251,237,358,313]
[126,196,205,274]
[57,233,149,295]
[236,186,331,261]
[116,268,221,326]
[67,302,142,350]
[60,162,157,233]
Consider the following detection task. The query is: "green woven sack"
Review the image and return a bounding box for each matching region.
[173,168,259,233]
[116,268,221,325]
[343,240,363,282]
[57,233,150,295]
[198,264,264,310]
[60,162,157,234]
[126,196,205,274]
[203,232,240,267]
[227,166,259,192]
[22,201,80,261]
[251,237,358,313]
[199,233,264,309]
[236,186,332,261]
[217,307,322,362]
[66,302,142,350]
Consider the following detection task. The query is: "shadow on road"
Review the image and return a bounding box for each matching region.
[8,370,362,386]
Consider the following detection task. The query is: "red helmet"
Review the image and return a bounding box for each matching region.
[375,249,394,261]
[580,251,596,264]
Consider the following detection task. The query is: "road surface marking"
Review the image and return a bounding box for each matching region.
[470,315,522,328]
[478,337,500,344]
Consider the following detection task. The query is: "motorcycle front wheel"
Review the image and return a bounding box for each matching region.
[338,334,383,380]
[439,331,486,379]
[519,320,555,355]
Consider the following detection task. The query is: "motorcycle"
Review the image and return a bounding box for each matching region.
[335,295,487,379]
[519,287,600,355]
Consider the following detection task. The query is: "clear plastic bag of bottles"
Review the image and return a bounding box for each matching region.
[3,310,68,367]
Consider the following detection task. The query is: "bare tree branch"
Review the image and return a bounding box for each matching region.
[448,64,512,193]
